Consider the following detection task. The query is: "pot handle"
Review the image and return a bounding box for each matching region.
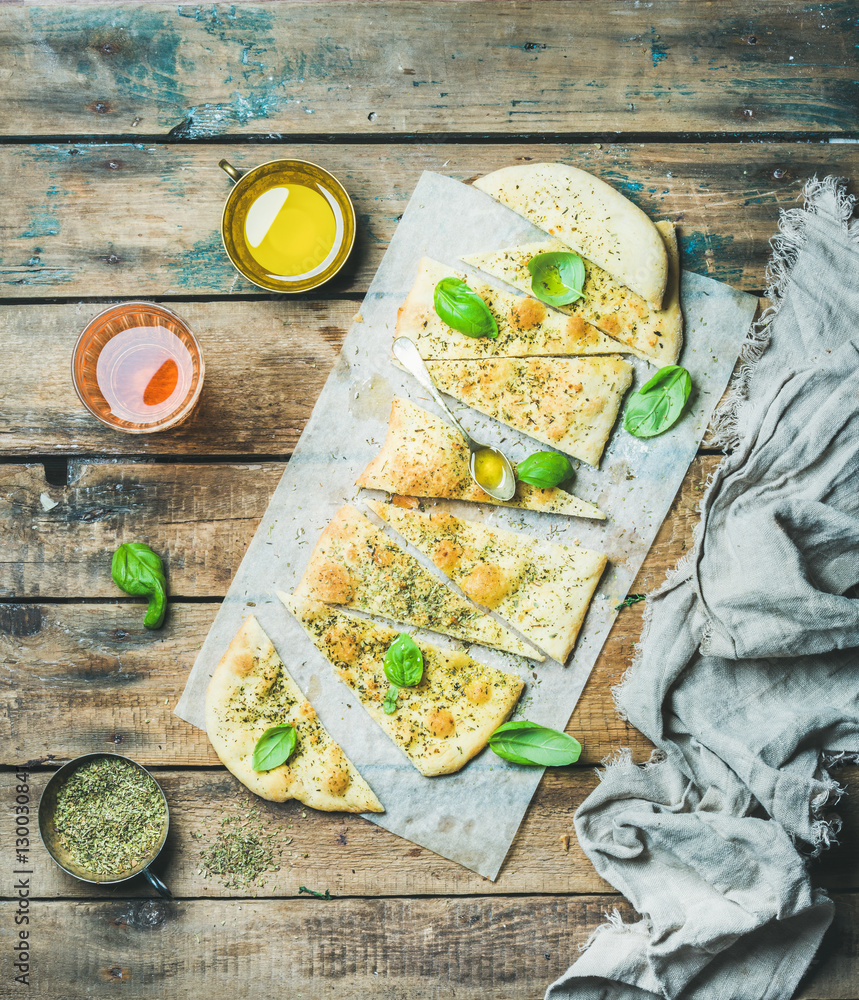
[219,159,244,184]
[142,866,173,898]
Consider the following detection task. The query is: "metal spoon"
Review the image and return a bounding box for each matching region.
[392,336,517,501]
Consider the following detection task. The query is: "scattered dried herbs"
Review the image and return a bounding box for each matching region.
[199,810,281,891]
[53,757,166,877]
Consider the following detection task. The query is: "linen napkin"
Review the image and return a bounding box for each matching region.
[547,177,859,1000]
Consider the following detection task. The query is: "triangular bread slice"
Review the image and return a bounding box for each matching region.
[397,257,631,360]
[366,500,607,664]
[473,162,668,309]
[425,356,634,467]
[205,616,383,812]
[293,505,541,660]
[356,398,605,520]
[462,221,682,365]
[280,594,524,777]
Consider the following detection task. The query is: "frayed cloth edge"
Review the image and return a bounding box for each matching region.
[613,176,857,712]
[710,175,858,451]
[807,752,859,857]
[577,908,653,954]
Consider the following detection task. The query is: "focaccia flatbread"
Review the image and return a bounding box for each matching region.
[425,356,634,467]
[293,504,541,660]
[397,257,631,360]
[356,398,605,520]
[474,162,668,309]
[367,500,607,663]
[280,594,525,777]
[205,616,383,812]
[462,221,682,365]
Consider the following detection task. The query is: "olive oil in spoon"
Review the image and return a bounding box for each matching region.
[392,337,516,501]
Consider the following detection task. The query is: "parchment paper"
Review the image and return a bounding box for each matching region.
[176,171,758,880]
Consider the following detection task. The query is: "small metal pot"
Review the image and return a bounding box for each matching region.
[38,752,172,898]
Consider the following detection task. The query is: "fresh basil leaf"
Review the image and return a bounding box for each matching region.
[433,277,499,339]
[383,633,424,688]
[624,365,692,438]
[516,451,574,489]
[252,724,297,771]
[382,685,400,715]
[527,252,587,307]
[111,542,168,629]
[488,720,582,766]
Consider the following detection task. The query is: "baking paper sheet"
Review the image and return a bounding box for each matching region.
[177,171,758,879]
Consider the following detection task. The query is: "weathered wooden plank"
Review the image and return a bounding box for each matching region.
[3,143,858,298]
[0,462,286,595]
[4,764,856,900]
[1,895,857,999]
[1,3,856,137]
[0,455,714,594]
[3,294,751,460]
[0,599,652,768]
[0,300,349,455]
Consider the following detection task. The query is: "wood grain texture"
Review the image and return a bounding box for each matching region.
[0,455,712,767]
[1,300,348,455]
[3,143,858,297]
[4,765,857,900]
[0,3,856,137]
[1,894,857,999]
[0,597,650,767]
[0,455,714,594]
[2,292,752,458]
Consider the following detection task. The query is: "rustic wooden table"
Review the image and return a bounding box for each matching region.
[2,2,858,997]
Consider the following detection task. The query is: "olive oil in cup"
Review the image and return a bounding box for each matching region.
[219,158,356,293]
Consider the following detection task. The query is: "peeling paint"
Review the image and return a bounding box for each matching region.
[168,90,284,138]
[650,27,668,66]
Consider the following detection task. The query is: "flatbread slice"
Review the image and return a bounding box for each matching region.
[425,356,634,467]
[293,504,541,660]
[205,616,383,812]
[474,162,668,309]
[397,257,631,360]
[367,500,607,664]
[356,398,605,520]
[462,221,682,365]
[280,594,525,777]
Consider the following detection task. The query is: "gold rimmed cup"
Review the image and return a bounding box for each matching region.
[72,302,204,434]
[219,157,356,293]
[38,752,172,898]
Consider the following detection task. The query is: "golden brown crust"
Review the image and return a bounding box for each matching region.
[356,398,606,520]
[424,356,634,468]
[473,162,668,309]
[396,257,630,360]
[280,594,525,777]
[462,228,682,366]
[366,500,608,664]
[205,616,384,812]
[293,505,541,660]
